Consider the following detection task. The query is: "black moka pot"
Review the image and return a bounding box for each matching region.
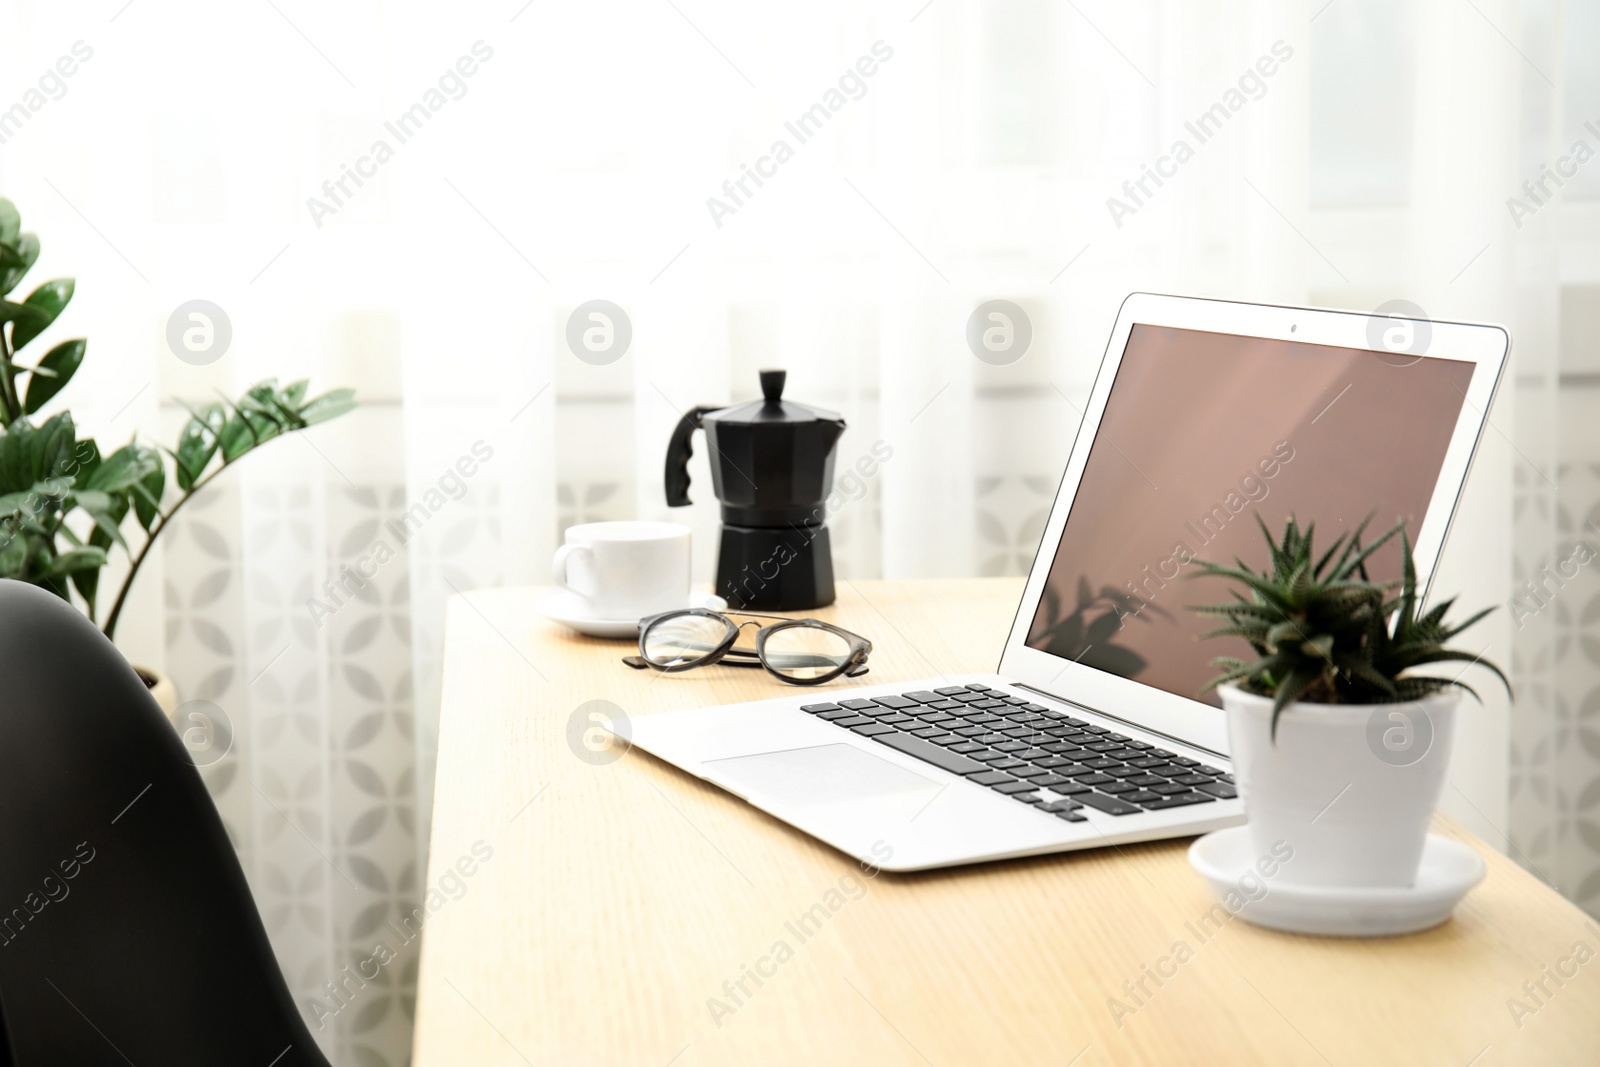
[664,369,846,611]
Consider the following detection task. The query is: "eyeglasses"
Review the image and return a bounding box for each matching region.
[623,608,872,686]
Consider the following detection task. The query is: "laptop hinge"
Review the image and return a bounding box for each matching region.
[1012,682,1231,763]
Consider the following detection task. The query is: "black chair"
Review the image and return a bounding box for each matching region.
[0,579,332,1065]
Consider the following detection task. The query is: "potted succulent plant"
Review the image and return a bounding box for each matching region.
[1190,516,1508,889]
[0,197,354,717]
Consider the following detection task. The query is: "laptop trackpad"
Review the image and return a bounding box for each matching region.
[706,744,943,806]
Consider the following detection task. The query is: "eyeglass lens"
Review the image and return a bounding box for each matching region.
[761,624,855,681]
[641,612,733,669]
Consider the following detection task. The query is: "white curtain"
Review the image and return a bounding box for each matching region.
[3,1,1593,1063]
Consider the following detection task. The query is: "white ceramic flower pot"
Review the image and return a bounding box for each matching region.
[133,664,179,726]
[1220,684,1459,889]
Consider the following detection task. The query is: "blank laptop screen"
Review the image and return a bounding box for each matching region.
[1024,324,1476,706]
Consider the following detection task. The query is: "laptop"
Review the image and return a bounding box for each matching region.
[618,293,1509,871]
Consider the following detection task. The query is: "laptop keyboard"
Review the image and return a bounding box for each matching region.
[801,683,1235,823]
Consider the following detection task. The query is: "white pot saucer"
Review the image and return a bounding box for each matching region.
[1187,826,1486,938]
[535,590,728,639]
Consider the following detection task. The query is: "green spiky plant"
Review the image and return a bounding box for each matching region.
[1189,515,1510,740]
[0,196,355,639]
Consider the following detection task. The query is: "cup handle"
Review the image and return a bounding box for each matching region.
[551,543,595,597]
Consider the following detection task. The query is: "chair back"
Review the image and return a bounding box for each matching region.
[0,580,330,1065]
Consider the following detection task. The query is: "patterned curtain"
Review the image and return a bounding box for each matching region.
[3,2,1594,1064]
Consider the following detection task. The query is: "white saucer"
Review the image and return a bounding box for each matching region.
[535,590,728,640]
[1187,826,1486,938]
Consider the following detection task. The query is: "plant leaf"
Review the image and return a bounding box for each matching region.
[174,402,226,489]
[219,395,268,461]
[1270,664,1325,741]
[298,387,356,426]
[1329,519,1403,581]
[28,412,76,484]
[85,442,161,494]
[77,500,128,553]
[42,545,107,577]
[70,437,102,489]
[0,299,48,327]
[22,338,86,414]
[9,278,74,351]
[133,457,165,532]
[0,232,39,296]
[0,489,33,516]
[0,241,30,274]
[0,526,27,577]
[276,378,310,411]
[76,493,130,614]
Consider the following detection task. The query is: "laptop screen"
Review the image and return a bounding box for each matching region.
[1023,323,1476,706]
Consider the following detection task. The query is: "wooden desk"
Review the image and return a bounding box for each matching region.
[414,579,1600,1066]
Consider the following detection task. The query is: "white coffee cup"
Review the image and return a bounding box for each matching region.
[551,521,692,620]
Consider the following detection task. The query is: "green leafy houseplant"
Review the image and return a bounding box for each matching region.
[0,197,355,640]
[1189,515,1510,738]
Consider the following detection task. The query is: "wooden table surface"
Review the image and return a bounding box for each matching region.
[413,578,1600,1066]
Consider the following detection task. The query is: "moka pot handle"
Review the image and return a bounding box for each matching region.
[664,406,720,507]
